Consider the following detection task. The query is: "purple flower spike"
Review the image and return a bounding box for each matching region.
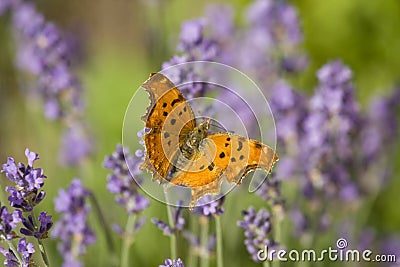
[20,212,52,239]
[10,1,92,165]
[237,206,276,262]
[152,204,185,236]
[192,195,225,217]
[1,149,47,212]
[52,179,95,267]
[17,238,35,266]
[0,246,19,267]
[0,206,22,240]
[104,144,149,214]
[159,258,185,267]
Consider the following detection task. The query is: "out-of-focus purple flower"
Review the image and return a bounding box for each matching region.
[300,61,361,201]
[246,0,302,46]
[20,212,52,239]
[183,231,216,258]
[0,0,13,16]
[159,258,185,267]
[162,17,220,99]
[151,204,185,236]
[11,2,84,120]
[51,179,95,267]
[381,236,400,266]
[270,80,307,147]
[17,238,35,266]
[205,4,234,43]
[0,246,19,267]
[192,195,224,217]
[10,1,91,165]
[104,144,150,214]
[237,206,276,262]
[290,208,309,237]
[59,124,92,166]
[362,88,400,165]
[256,174,285,219]
[1,149,47,212]
[0,206,22,240]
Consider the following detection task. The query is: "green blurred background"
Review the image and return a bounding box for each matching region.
[1,0,400,266]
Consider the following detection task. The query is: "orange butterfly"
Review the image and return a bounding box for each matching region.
[140,73,278,208]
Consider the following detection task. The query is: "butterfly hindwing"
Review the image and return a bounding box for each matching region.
[140,73,196,182]
[170,132,278,207]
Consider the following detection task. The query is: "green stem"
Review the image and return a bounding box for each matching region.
[187,217,199,267]
[6,239,23,265]
[165,193,177,259]
[88,192,118,266]
[200,216,209,267]
[215,216,224,267]
[263,260,272,267]
[273,215,282,267]
[121,214,137,267]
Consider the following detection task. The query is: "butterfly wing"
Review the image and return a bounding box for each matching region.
[170,132,278,207]
[140,73,196,183]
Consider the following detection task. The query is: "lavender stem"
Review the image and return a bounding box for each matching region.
[88,192,118,266]
[121,214,137,267]
[215,215,224,267]
[165,193,177,259]
[200,216,209,267]
[187,217,199,267]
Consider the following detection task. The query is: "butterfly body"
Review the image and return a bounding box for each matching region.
[140,73,278,208]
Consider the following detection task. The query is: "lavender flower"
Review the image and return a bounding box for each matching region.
[104,144,150,214]
[51,179,95,266]
[300,60,361,201]
[0,247,19,267]
[362,88,400,165]
[237,206,276,262]
[152,205,185,236]
[17,238,35,266]
[192,195,224,217]
[0,0,12,16]
[11,2,84,120]
[162,18,220,99]
[1,149,47,212]
[59,124,92,166]
[9,1,91,165]
[0,205,22,240]
[159,258,185,267]
[20,212,52,239]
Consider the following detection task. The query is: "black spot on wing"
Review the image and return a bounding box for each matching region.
[164,132,170,138]
[255,143,262,149]
[208,162,215,171]
[171,119,176,125]
[239,155,244,160]
[171,98,181,106]
[231,157,236,162]
[163,111,168,116]
[237,141,243,151]
[219,152,225,158]
[162,102,167,108]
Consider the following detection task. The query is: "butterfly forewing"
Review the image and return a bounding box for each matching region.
[140,73,196,182]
